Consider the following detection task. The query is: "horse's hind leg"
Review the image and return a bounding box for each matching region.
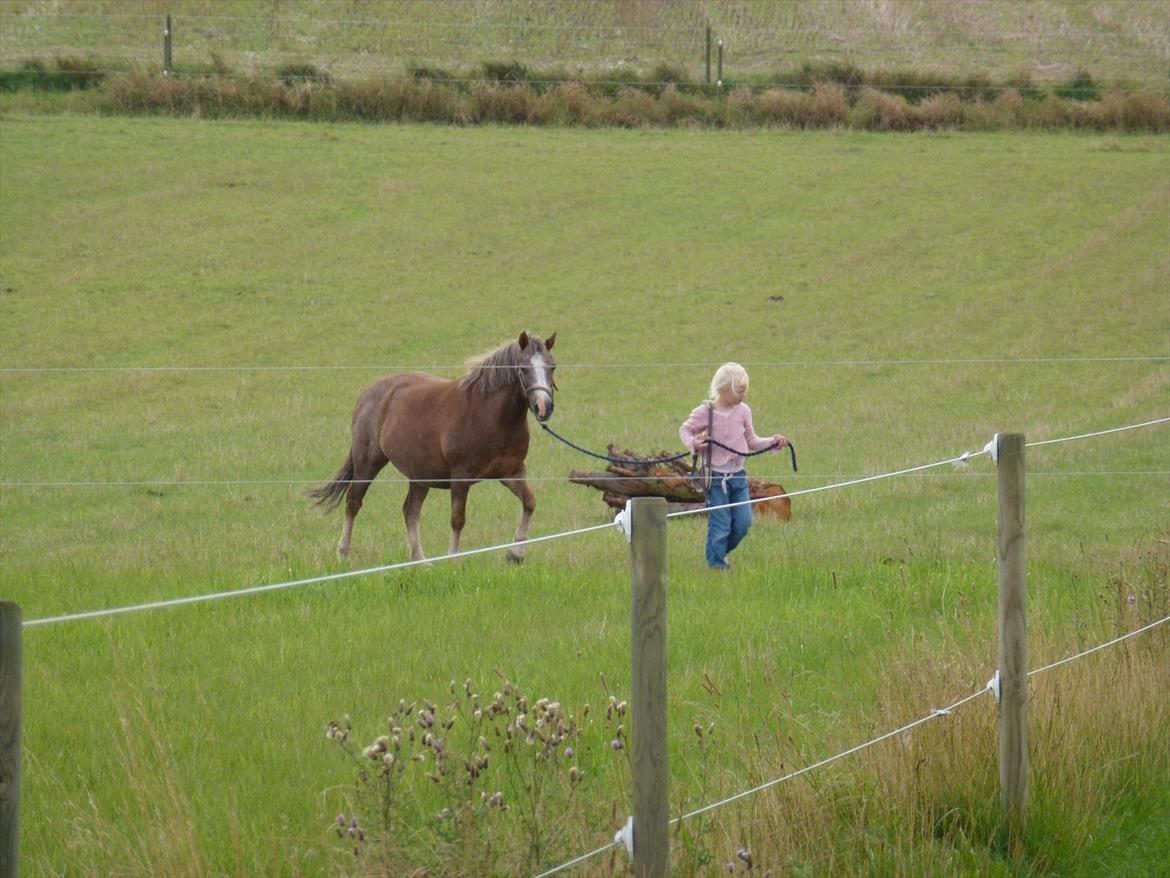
[403,482,430,562]
[501,468,536,564]
[448,482,470,556]
[339,457,387,560]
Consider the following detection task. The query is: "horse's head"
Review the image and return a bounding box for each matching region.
[516,331,557,422]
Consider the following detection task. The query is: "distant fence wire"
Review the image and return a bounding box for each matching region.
[1,7,1167,89]
[3,11,1166,48]
[3,355,1167,374]
[5,10,1163,40]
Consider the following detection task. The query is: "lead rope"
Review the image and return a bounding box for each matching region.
[538,422,691,466]
[539,421,798,471]
[689,402,715,488]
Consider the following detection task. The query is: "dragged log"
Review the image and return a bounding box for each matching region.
[569,445,791,520]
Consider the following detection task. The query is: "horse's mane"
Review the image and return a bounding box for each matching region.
[459,340,522,395]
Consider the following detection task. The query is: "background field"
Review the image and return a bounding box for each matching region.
[2,0,1168,86]
[1,114,1168,877]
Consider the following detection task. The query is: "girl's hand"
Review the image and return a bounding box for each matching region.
[693,430,709,453]
[771,434,789,450]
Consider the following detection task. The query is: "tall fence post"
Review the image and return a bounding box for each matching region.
[995,433,1028,838]
[0,603,21,878]
[705,26,712,84]
[163,14,173,77]
[629,497,669,878]
[716,38,724,87]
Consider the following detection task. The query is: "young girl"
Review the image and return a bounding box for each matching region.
[679,363,788,570]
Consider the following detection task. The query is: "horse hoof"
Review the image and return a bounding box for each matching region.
[505,550,525,565]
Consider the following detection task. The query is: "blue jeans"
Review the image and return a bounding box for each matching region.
[705,470,752,569]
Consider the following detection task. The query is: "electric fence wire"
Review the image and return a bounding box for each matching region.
[20,520,616,628]
[669,417,1170,521]
[2,470,1167,490]
[18,416,1168,627]
[15,415,1170,873]
[531,613,1170,878]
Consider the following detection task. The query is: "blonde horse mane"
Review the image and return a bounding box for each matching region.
[459,339,523,395]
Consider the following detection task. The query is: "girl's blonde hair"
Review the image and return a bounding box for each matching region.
[709,362,749,402]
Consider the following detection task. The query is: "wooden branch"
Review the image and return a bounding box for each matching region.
[569,446,791,520]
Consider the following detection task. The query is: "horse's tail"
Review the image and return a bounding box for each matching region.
[304,453,354,514]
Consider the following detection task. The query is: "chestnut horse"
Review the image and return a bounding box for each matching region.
[307,331,557,563]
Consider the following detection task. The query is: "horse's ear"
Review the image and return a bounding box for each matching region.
[518,331,530,349]
[545,332,556,351]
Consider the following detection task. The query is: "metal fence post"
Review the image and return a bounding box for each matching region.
[629,497,669,877]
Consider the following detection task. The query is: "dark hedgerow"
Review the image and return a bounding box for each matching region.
[276,62,331,87]
[407,64,457,83]
[592,65,644,98]
[1056,70,1101,102]
[1004,72,1046,101]
[645,62,693,95]
[9,59,1168,132]
[0,56,104,91]
[787,61,867,91]
[481,60,529,84]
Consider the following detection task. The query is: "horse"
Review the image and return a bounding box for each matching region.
[307,331,557,564]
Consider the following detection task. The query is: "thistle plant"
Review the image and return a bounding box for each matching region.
[326,674,606,874]
[673,715,721,873]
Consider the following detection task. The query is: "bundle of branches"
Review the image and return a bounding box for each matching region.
[569,445,791,519]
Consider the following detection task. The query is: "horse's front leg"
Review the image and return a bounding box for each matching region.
[500,468,535,564]
[403,482,430,562]
[448,482,470,556]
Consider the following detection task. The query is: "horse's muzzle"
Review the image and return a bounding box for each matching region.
[530,391,554,422]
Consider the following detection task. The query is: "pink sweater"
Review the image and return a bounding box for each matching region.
[679,402,777,473]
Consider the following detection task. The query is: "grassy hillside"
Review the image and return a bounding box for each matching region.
[1,116,1168,876]
[1,0,1167,85]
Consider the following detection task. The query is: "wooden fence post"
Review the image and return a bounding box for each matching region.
[705,26,712,84]
[1,603,21,878]
[629,497,669,878]
[996,433,1028,837]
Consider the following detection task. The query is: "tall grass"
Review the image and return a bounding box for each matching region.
[80,69,1170,132]
[317,542,1169,876]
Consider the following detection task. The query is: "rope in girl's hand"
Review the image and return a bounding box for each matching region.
[539,423,797,471]
[707,437,798,471]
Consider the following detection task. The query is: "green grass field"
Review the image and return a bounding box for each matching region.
[1,115,1168,876]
